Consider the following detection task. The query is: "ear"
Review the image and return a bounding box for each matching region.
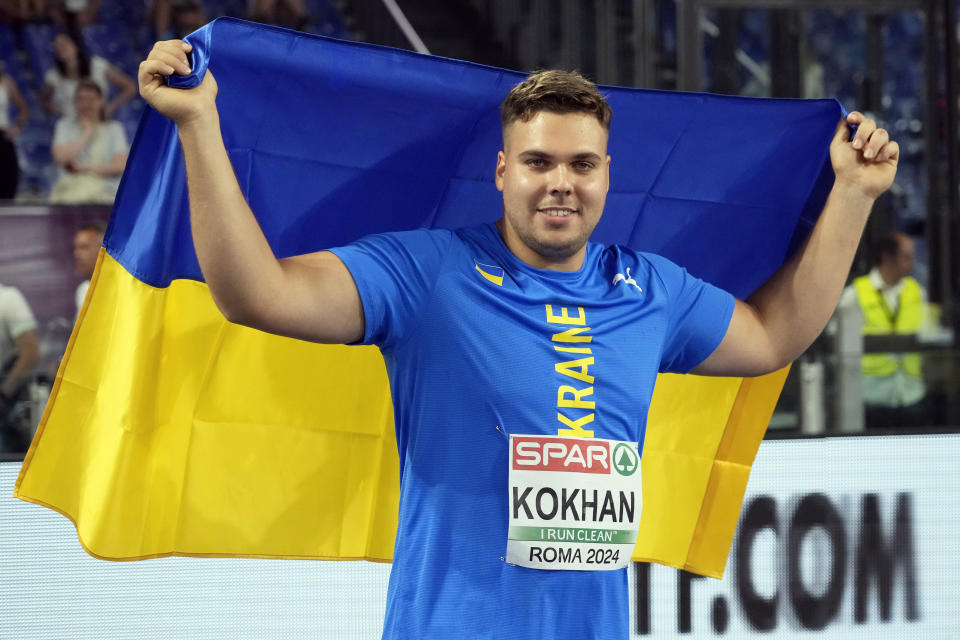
[495,150,506,192]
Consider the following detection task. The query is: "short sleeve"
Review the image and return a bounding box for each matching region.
[329,228,454,349]
[0,287,38,340]
[51,118,69,147]
[75,281,90,316]
[106,121,129,157]
[836,283,858,311]
[645,254,735,374]
[90,56,111,95]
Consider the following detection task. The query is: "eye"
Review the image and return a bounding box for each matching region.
[526,158,546,168]
[573,161,594,171]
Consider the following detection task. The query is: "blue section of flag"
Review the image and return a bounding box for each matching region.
[108,17,840,299]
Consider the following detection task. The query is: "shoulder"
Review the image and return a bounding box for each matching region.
[837,281,859,309]
[0,284,30,310]
[849,274,875,299]
[629,250,679,273]
[368,226,457,248]
[849,274,871,292]
[91,56,110,73]
[902,276,927,298]
[75,280,90,303]
[52,117,74,138]
[0,285,37,335]
[104,120,126,136]
[453,223,505,253]
[332,227,459,265]
[605,245,679,269]
[606,246,684,287]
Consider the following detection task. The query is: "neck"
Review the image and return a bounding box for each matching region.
[877,265,900,288]
[495,218,586,272]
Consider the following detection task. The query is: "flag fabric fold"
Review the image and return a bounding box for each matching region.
[15,17,840,578]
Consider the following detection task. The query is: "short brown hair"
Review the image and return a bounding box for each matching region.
[77,220,107,237]
[874,231,908,265]
[500,70,612,132]
[75,78,103,98]
[75,79,107,121]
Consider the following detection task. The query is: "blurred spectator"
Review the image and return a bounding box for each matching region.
[0,0,49,21]
[149,0,207,40]
[48,0,101,30]
[73,220,104,315]
[49,79,128,204]
[248,0,309,30]
[0,282,38,451]
[836,231,932,428]
[40,30,135,119]
[0,61,29,200]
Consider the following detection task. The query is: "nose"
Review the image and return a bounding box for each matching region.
[547,164,572,197]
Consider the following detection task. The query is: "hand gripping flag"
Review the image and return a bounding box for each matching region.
[15,18,839,578]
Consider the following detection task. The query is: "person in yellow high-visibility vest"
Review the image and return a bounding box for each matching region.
[837,231,929,427]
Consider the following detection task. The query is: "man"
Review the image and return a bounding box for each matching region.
[73,221,105,316]
[0,282,39,451]
[838,231,929,427]
[139,40,898,639]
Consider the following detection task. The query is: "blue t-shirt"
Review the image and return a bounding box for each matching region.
[330,223,734,639]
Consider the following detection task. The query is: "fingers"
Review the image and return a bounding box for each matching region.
[862,127,889,160]
[841,111,897,164]
[138,59,171,87]
[138,40,194,96]
[846,111,875,150]
[150,40,193,75]
[876,139,899,164]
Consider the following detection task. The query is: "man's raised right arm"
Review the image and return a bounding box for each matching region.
[138,41,364,344]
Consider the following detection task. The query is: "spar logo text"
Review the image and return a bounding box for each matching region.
[512,436,611,474]
[511,438,636,524]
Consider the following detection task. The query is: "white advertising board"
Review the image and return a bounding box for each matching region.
[631,433,958,638]
[1,433,958,639]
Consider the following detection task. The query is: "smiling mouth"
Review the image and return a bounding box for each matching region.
[538,207,578,218]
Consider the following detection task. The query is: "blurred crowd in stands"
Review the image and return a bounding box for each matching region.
[1,3,956,452]
[0,0,346,203]
[0,217,103,452]
[0,0,348,451]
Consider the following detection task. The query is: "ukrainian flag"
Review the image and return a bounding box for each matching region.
[15,18,839,578]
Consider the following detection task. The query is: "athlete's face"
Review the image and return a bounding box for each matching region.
[495,111,610,271]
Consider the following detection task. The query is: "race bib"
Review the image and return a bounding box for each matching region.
[506,434,642,571]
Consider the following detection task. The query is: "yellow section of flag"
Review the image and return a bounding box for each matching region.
[639,367,789,577]
[15,250,786,575]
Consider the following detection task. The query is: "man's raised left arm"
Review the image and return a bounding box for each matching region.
[693,111,899,377]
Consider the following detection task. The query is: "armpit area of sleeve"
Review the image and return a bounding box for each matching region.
[692,291,736,370]
[666,289,736,374]
[326,245,382,346]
